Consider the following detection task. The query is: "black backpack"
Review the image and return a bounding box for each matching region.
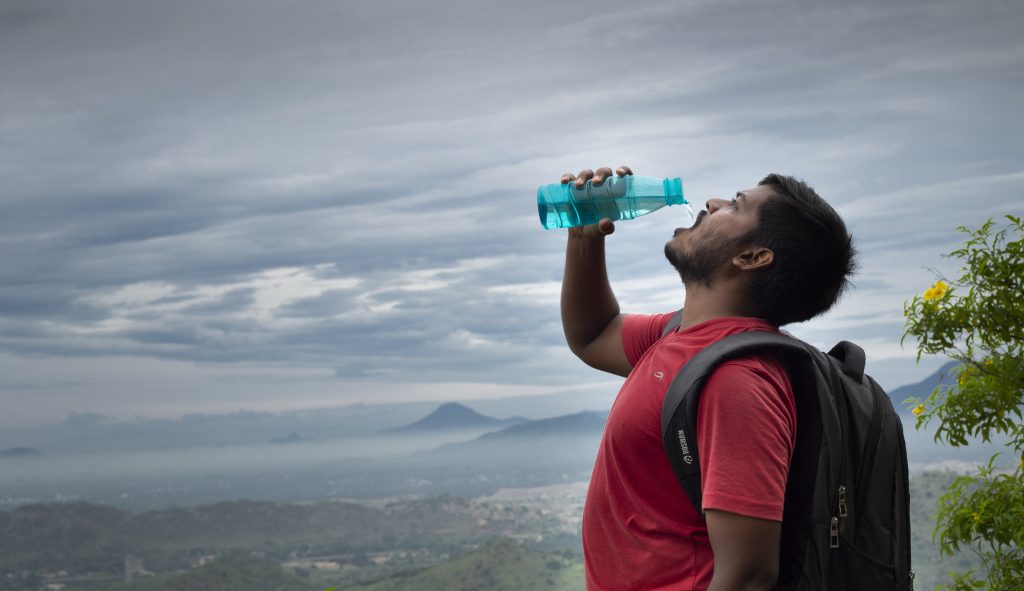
[659,312,913,590]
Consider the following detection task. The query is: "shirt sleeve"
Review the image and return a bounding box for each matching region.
[696,358,796,521]
[620,312,677,367]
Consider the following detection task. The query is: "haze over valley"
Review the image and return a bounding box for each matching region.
[0,362,1009,590]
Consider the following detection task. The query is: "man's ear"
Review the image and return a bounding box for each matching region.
[733,246,774,271]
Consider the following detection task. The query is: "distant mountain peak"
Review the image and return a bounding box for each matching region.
[476,410,609,441]
[888,360,959,414]
[436,401,476,413]
[382,402,523,433]
[270,433,305,444]
[0,447,40,458]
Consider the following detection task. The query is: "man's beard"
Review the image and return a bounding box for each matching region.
[665,231,753,288]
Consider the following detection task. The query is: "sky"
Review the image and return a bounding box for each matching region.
[2,0,1022,428]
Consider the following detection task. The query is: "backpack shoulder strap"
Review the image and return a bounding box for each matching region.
[661,308,685,338]
[661,330,815,513]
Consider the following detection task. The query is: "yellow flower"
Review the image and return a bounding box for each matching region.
[972,511,982,524]
[923,280,949,302]
[912,404,925,417]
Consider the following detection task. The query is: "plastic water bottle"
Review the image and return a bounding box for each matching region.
[537,175,691,229]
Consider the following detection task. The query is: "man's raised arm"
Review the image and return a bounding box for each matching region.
[560,166,633,378]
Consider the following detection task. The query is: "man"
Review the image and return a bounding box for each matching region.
[560,165,857,591]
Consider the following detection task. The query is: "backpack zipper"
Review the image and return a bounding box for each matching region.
[831,485,847,551]
[825,360,850,552]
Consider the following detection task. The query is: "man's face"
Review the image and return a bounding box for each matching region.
[664,184,775,287]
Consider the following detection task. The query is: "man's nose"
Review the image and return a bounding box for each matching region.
[705,198,728,213]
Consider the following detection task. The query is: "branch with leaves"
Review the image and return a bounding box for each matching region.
[903,214,1023,591]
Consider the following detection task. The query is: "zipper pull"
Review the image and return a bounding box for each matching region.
[829,517,840,549]
[838,485,848,518]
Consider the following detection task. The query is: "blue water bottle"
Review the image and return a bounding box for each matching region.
[537,175,691,229]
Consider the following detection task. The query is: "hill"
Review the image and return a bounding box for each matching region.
[346,538,583,591]
[415,411,607,479]
[422,411,608,456]
[269,432,304,444]
[476,411,608,441]
[0,502,130,574]
[0,475,983,590]
[382,402,525,433]
[101,552,318,591]
[0,498,479,575]
[0,402,441,454]
[888,361,958,413]
[0,447,40,458]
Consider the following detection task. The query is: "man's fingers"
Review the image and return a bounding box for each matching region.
[593,167,614,186]
[564,165,632,187]
[598,218,615,235]
[575,169,595,188]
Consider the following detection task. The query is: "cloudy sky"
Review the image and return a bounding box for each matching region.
[2,0,1022,428]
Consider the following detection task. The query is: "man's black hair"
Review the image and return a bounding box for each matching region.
[748,174,858,326]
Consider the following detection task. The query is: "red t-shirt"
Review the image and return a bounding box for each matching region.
[582,313,796,591]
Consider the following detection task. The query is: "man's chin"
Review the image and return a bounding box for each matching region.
[664,242,685,272]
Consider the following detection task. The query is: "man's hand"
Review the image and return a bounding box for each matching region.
[562,165,633,239]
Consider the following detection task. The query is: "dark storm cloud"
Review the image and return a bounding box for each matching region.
[1,0,1023,422]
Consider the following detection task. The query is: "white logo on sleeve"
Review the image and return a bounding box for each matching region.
[653,371,664,381]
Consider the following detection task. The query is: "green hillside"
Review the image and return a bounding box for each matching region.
[144,553,316,591]
[343,538,583,591]
[0,473,988,590]
[0,502,131,574]
[68,553,319,591]
[133,499,386,547]
[0,496,487,576]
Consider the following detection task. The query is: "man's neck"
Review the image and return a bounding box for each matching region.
[678,280,759,330]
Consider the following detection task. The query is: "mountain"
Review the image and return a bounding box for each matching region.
[887,361,958,414]
[0,447,39,458]
[269,432,305,444]
[421,409,606,465]
[476,411,608,441]
[3,402,442,454]
[382,402,525,433]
